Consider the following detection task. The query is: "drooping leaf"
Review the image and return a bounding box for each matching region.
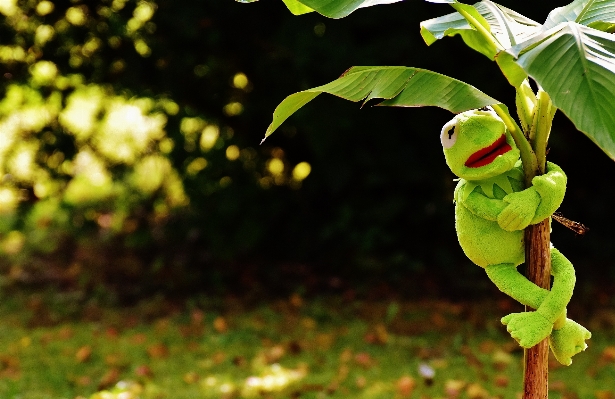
[282,0,314,15]
[421,1,541,58]
[291,0,403,18]
[264,66,500,139]
[421,2,497,58]
[510,22,615,159]
[495,51,527,87]
[544,0,615,32]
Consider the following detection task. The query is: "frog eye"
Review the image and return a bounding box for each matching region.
[440,120,458,149]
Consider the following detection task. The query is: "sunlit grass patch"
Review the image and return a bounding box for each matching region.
[0,292,612,398]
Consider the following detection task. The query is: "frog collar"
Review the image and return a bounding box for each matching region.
[461,167,524,201]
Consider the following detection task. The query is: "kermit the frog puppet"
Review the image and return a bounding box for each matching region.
[441,107,591,365]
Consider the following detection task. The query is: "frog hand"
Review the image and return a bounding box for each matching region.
[501,311,553,348]
[549,319,591,366]
[497,188,540,232]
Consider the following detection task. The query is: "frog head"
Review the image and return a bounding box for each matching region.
[441,108,520,181]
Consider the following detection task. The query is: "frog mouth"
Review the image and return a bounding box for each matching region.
[465,134,512,168]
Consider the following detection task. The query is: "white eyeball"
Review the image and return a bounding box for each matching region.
[440,120,458,149]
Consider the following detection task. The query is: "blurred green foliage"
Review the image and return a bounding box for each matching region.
[0,0,614,296]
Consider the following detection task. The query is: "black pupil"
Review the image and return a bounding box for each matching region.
[448,127,455,139]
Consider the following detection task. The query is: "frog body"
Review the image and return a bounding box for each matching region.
[454,165,525,267]
[441,108,591,365]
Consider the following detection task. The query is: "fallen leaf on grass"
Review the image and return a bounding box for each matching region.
[397,376,416,397]
[98,368,121,390]
[339,348,352,363]
[73,375,92,387]
[494,374,509,388]
[0,355,21,379]
[492,349,513,370]
[600,346,615,362]
[316,333,334,350]
[265,345,285,363]
[131,333,147,345]
[183,371,199,384]
[364,324,388,345]
[75,346,92,363]
[58,326,75,340]
[596,391,615,399]
[104,354,127,367]
[146,343,169,359]
[354,352,374,369]
[466,382,489,399]
[135,364,153,378]
[355,376,366,389]
[191,309,204,324]
[445,379,466,398]
[460,345,483,368]
[301,317,316,330]
[232,355,247,367]
[212,351,226,365]
[290,293,303,308]
[213,316,228,333]
[101,328,117,341]
[478,340,496,354]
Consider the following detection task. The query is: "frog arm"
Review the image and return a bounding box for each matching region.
[535,248,575,323]
[455,182,507,221]
[485,263,548,309]
[485,247,574,322]
[498,161,565,230]
[531,162,567,224]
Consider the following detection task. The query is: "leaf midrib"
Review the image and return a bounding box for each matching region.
[568,22,606,133]
[576,0,598,23]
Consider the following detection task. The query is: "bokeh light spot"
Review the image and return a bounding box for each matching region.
[134,39,151,57]
[66,6,87,26]
[219,176,232,188]
[292,162,311,181]
[199,125,219,151]
[0,0,17,16]
[36,1,54,16]
[314,23,326,37]
[225,145,240,161]
[35,25,55,46]
[186,157,208,175]
[223,102,243,116]
[267,158,284,176]
[30,61,58,86]
[232,73,248,89]
[133,2,155,22]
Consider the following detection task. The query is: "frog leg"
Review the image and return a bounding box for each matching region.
[485,248,590,363]
[484,263,548,310]
[546,250,591,365]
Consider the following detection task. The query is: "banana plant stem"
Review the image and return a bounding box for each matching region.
[491,104,538,186]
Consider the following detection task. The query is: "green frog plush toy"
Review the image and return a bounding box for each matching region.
[441,107,591,365]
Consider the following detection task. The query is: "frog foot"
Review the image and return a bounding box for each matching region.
[501,311,553,348]
[549,319,591,366]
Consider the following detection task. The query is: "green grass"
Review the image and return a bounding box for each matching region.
[0,291,613,399]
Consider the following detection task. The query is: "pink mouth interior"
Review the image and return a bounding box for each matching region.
[464,134,512,168]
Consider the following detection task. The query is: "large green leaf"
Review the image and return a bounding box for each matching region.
[289,0,403,18]
[281,0,314,15]
[544,0,615,32]
[264,66,500,140]
[421,1,541,56]
[510,22,615,159]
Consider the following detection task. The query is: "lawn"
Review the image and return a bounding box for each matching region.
[0,289,613,399]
